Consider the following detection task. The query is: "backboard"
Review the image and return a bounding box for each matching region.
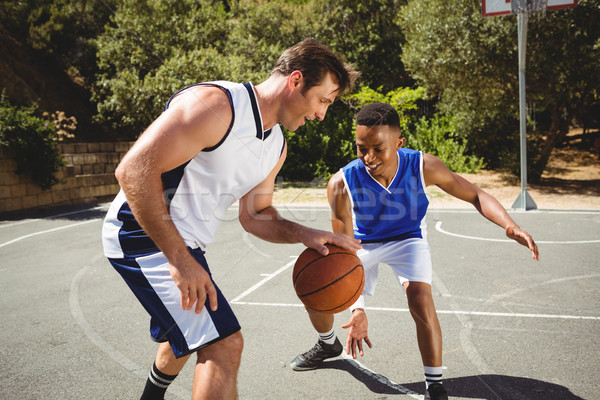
[482,0,577,17]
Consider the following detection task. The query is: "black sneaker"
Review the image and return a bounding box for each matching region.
[290,338,343,371]
[425,383,448,400]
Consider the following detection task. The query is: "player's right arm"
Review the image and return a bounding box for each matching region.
[115,86,231,313]
[327,171,373,358]
[326,171,353,236]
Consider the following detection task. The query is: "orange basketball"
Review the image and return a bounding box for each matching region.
[292,244,364,314]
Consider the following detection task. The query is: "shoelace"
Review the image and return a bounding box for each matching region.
[302,342,324,358]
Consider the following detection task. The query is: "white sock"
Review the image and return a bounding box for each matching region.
[318,327,336,345]
[424,366,443,389]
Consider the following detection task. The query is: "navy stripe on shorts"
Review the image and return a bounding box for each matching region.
[108,247,240,358]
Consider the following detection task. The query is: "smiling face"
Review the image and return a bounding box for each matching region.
[280,71,340,132]
[356,124,405,187]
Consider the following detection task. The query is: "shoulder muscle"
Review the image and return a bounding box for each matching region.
[126,86,232,174]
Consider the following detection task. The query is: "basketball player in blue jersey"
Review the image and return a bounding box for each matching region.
[290,102,539,400]
[101,38,360,400]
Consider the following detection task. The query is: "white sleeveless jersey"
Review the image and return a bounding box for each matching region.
[102,81,285,259]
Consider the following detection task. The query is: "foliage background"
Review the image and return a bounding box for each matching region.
[0,0,598,186]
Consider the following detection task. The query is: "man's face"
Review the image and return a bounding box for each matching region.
[356,124,404,185]
[281,72,339,132]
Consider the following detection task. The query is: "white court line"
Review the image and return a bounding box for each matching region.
[230,258,296,302]
[230,257,422,398]
[70,261,147,376]
[0,204,108,229]
[231,301,304,307]
[70,261,191,399]
[230,301,600,320]
[435,221,600,244]
[0,219,99,249]
[428,209,600,214]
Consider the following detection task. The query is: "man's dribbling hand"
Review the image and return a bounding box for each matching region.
[342,308,372,359]
[170,260,218,314]
[303,229,362,256]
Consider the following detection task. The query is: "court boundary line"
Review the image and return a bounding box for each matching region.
[230,301,600,320]
[0,205,108,229]
[230,258,296,302]
[0,219,99,249]
[435,221,600,244]
[70,259,191,400]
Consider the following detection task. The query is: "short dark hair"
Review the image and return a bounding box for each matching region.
[356,102,401,129]
[271,38,359,96]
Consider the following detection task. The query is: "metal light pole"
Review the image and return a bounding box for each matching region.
[511,10,537,210]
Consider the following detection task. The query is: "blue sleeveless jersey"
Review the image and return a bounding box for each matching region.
[341,148,429,243]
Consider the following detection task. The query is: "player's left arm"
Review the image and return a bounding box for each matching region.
[423,153,539,260]
[238,142,361,255]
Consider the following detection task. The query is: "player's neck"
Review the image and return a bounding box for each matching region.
[254,75,286,130]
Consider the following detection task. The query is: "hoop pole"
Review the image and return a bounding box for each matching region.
[512,11,537,210]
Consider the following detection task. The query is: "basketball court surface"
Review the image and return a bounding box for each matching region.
[1,202,598,399]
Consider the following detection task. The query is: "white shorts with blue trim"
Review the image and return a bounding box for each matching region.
[108,247,240,358]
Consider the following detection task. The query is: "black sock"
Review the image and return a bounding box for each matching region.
[140,362,178,400]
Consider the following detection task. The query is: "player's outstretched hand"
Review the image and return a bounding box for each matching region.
[506,225,540,261]
[303,229,362,256]
[169,257,219,314]
[342,309,372,359]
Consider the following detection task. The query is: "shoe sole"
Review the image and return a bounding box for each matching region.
[290,350,343,371]
[290,363,320,371]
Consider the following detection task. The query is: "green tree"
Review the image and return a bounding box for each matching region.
[400,0,600,181]
[524,1,600,179]
[0,0,118,83]
[93,0,326,136]
[315,0,410,91]
[224,0,323,78]
[93,0,231,135]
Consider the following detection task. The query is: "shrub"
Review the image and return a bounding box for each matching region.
[409,114,485,173]
[0,92,65,189]
[348,86,484,173]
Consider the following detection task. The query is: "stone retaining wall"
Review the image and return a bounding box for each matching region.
[0,142,134,213]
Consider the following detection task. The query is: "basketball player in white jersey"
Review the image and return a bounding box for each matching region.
[102,39,360,399]
[290,102,539,400]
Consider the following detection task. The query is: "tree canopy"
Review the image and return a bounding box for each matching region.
[401,0,600,179]
[1,0,598,184]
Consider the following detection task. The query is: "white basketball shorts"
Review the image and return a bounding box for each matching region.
[357,237,432,296]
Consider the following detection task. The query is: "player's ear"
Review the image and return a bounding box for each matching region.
[396,136,406,150]
[288,70,303,91]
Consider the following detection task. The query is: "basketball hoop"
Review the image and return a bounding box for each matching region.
[482,0,576,17]
[511,0,548,14]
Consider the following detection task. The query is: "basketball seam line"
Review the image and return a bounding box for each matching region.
[310,273,365,313]
[293,251,357,285]
[297,264,363,298]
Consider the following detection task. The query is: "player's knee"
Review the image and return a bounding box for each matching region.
[219,331,244,360]
[197,331,244,366]
[406,288,435,320]
[227,331,244,357]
